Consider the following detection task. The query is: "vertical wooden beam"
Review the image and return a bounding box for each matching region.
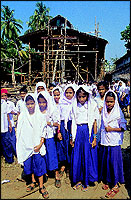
[95,52,97,80]
[86,66,88,82]
[43,39,46,81]
[12,59,15,86]
[29,40,31,85]
[47,19,50,86]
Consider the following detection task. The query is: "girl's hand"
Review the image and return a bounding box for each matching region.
[92,138,96,148]
[9,124,12,133]
[70,139,74,147]
[105,126,113,132]
[34,144,42,152]
[57,132,62,140]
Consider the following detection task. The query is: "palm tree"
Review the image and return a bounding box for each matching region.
[26,1,52,32]
[1,5,23,40]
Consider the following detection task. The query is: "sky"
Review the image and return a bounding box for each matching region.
[1,1,130,61]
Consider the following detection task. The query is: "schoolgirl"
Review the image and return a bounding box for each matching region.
[16,93,49,199]
[34,81,47,96]
[1,88,17,157]
[70,85,99,191]
[94,81,109,143]
[16,85,28,118]
[57,84,76,178]
[1,97,14,164]
[36,91,59,187]
[99,90,127,198]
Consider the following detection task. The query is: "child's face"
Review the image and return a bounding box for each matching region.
[98,85,106,98]
[65,87,74,100]
[53,90,60,103]
[26,100,35,114]
[77,91,87,105]
[1,93,7,101]
[20,92,27,100]
[38,97,47,112]
[37,86,45,94]
[105,96,115,112]
[49,86,54,96]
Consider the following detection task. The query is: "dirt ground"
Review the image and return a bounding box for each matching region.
[1,118,130,199]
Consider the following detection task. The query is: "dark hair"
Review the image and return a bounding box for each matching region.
[25,95,35,103]
[53,88,60,93]
[37,93,47,101]
[49,83,56,88]
[65,87,75,93]
[97,81,108,90]
[76,87,89,102]
[105,91,116,100]
[20,85,27,93]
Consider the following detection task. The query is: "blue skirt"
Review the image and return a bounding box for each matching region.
[98,145,125,186]
[45,137,58,171]
[1,132,14,164]
[24,153,47,177]
[8,127,17,156]
[70,124,98,187]
[56,120,72,164]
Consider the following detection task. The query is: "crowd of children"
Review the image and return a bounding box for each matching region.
[1,78,130,199]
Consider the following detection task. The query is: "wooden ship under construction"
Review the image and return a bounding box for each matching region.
[18,15,108,86]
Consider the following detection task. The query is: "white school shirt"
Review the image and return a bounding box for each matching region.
[100,108,127,146]
[1,99,9,133]
[94,95,104,109]
[16,99,25,113]
[7,100,17,127]
[74,102,88,124]
[94,95,104,142]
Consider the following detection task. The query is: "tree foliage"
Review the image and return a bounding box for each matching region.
[120,24,130,50]
[1,5,23,40]
[25,1,52,33]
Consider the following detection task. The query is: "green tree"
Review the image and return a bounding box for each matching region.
[104,57,118,72]
[120,24,130,50]
[1,5,23,40]
[26,1,52,33]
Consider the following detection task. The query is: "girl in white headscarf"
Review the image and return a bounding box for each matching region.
[57,84,76,180]
[16,93,49,198]
[70,85,99,191]
[36,91,60,187]
[99,90,127,198]
[34,81,47,97]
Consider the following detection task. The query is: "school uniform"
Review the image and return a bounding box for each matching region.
[6,100,17,156]
[1,99,14,163]
[37,91,59,171]
[16,99,25,114]
[70,85,99,187]
[99,90,127,186]
[16,93,47,177]
[94,94,105,143]
[58,84,76,165]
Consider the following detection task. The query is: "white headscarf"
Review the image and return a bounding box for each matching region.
[59,84,76,130]
[71,85,99,142]
[52,86,63,106]
[36,91,54,120]
[16,93,46,165]
[34,81,47,97]
[102,89,126,127]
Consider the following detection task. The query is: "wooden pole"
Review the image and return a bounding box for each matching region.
[29,40,31,85]
[12,59,15,86]
[43,39,46,81]
[86,66,88,82]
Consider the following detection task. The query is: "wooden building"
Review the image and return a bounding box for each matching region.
[19,15,108,86]
[111,50,130,81]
